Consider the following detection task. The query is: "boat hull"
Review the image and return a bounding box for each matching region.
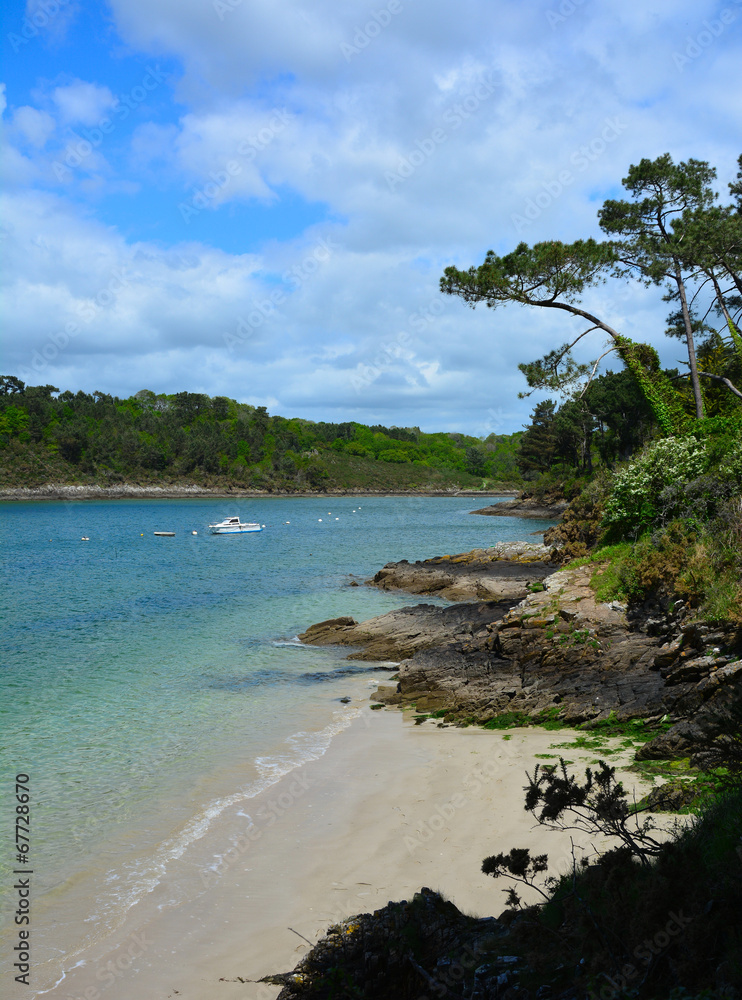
[209,524,262,534]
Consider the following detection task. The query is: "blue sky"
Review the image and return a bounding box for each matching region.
[1,0,740,434]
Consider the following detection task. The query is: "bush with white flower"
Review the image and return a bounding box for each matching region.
[602,437,707,538]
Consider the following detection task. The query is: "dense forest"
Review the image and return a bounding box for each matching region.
[0,362,684,492]
[0,377,527,490]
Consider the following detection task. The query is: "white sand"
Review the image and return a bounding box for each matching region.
[37,709,655,1000]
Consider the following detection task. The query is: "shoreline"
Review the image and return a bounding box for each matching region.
[37,707,655,1000]
[0,484,519,502]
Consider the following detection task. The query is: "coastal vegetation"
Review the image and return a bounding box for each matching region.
[477,771,742,999]
[0,377,524,491]
[442,153,742,625]
[441,153,742,431]
[4,155,742,996]
[273,154,742,997]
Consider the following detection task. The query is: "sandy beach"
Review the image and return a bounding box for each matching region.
[40,703,656,1000]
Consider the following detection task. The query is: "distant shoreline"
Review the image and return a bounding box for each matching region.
[0,484,520,502]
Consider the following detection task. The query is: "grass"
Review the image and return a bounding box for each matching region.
[412,708,449,724]
[482,707,566,731]
[565,519,742,626]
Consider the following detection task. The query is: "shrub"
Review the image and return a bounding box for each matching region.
[602,436,707,539]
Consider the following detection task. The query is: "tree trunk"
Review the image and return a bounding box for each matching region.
[674,264,704,419]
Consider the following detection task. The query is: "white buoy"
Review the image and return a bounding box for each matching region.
[318,519,322,522]
[192,530,198,535]
[335,517,339,520]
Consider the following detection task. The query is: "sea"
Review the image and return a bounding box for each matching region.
[0,495,553,994]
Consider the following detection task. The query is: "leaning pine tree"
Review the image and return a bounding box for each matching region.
[441,153,742,430]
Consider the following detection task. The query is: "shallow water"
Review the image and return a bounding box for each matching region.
[0,495,553,992]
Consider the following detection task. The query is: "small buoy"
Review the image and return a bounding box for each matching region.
[335,517,339,520]
[140,533,144,536]
[261,524,266,528]
[192,530,198,535]
[285,521,290,524]
[318,519,322,522]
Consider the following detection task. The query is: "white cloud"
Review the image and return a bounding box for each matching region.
[11,105,56,147]
[52,80,115,126]
[3,0,740,432]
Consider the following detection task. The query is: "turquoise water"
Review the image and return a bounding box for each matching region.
[0,496,552,986]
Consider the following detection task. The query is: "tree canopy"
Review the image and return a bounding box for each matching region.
[441,153,742,430]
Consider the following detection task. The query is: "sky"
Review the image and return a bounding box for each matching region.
[1,0,740,435]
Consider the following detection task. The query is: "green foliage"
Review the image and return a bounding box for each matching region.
[0,407,29,437]
[615,336,690,435]
[486,785,742,997]
[440,238,618,311]
[584,505,742,624]
[602,436,707,538]
[483,711,532,730]
[0,378,526,490]
[482,707,566,731]
[517,399,557,477]
[443,153,742,427]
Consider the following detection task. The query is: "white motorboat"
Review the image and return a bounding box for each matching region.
[208,516,263,534]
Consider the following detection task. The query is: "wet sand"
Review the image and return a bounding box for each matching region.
[36,708,652,1000]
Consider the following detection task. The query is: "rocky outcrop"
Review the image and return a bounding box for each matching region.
[470,498,568,519]
[306,563,742,728]
[367,542,553,601]
[298,600,515,661]
[264,888,508,1000]
[400,572,741,724]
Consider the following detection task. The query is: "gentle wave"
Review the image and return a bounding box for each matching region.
[43,705,362,988]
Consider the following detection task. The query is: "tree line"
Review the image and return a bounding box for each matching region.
[0,379,524,487]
